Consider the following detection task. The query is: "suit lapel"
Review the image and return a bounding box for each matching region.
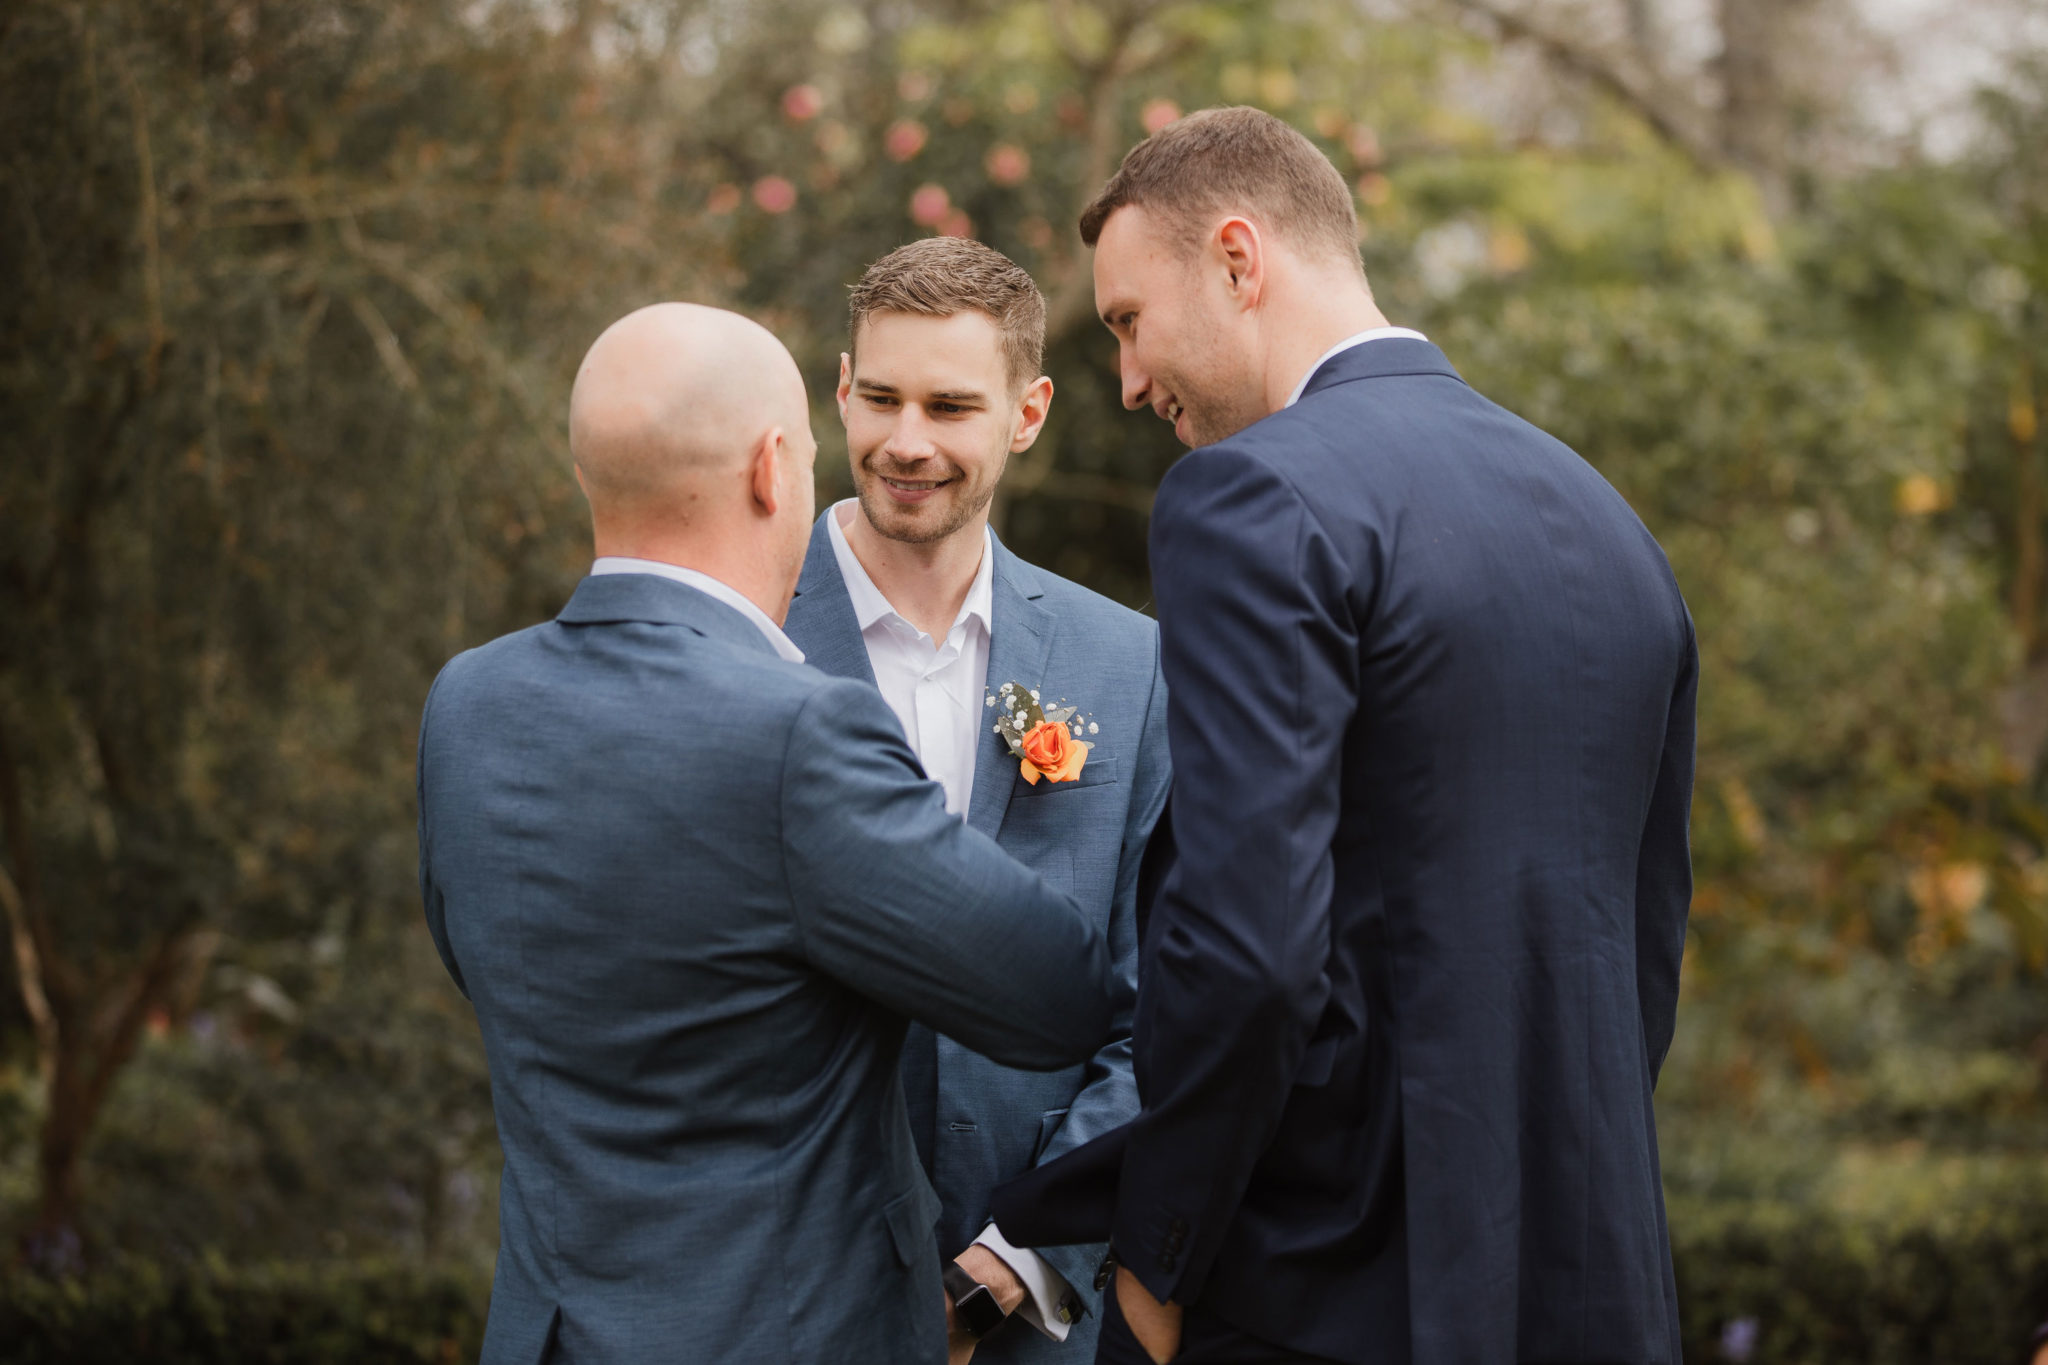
[968,538,1054,842]
[785,512,879,687]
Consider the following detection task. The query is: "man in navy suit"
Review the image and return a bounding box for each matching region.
[417,303,1115,1362]
[997,108,1695,1365]
[785,238,1170,1364]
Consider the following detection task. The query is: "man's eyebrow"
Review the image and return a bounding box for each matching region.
[854,379,985,404]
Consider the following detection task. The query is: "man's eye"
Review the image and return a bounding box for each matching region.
[866,395,897,407]
[933,403,964,414]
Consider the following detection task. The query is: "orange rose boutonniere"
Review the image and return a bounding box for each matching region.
[988,681,1098,785]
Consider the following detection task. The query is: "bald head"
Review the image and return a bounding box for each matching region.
[570,303,809,507]
[567,303,818,623]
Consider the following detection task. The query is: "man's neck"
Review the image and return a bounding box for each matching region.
[839,500,986,644]
[1259,276,1392,416]
[591,528,792,625]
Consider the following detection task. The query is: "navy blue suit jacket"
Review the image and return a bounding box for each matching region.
[417,573,1114,1364]
[998,339,1694,1364]
[785,515,1169,1362]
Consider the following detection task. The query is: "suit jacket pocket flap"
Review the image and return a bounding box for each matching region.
[884,1183,943,1267]
[1011,755,1118,795]
[1034,1106,1072,1164]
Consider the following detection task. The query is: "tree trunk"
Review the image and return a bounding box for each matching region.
[23,925,196,1271]
[28,1045,93,1271]
[1714,0,1815,214]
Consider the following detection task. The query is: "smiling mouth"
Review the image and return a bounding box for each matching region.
[1161,398,1184,426]
[881,475,948,493]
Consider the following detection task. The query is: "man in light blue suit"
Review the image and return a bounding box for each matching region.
[784,240,1169,1364]
[416,303,1115,1364]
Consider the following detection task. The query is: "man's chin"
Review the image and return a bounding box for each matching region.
[855,487,965,546]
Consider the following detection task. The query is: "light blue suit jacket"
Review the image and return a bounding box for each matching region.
[417,573,1114,1364]
[784,515,1169,1362]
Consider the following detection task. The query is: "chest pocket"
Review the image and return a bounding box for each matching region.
[1009,754,1119,797]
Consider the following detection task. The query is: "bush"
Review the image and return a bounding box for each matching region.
[0,1259,484,1364]
[1674,1189,2048,1363]
[5,1204,2046,1365]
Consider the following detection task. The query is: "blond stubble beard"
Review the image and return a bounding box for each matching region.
[853,452,1006,546]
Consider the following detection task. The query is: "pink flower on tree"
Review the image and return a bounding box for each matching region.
[1348,125,1383,168]
[909,184,951,227]
[752,176,798,214]
[781,84,824,121]
[985,144,1030,186]
[1141,99,1181,134]
[885,119,929,162]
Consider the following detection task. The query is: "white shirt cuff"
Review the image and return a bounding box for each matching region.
[973,1221,1075,1342]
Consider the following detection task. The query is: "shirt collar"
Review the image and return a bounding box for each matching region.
[587,557,805,664]
[826,500,994,642]
[1284,326,1430,408]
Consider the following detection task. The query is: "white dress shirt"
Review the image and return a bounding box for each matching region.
[1283,325,1430,408]
[824,502,992,819]
[588,557,805,664]
[825,501,1078,1340]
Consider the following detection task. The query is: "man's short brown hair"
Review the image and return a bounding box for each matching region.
[848,237,1047,390]
[1079,106,1361,269]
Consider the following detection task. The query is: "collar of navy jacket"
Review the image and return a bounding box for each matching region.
[787,510,1056,843]
[1296,335,1467,404]
[556,571,781,660]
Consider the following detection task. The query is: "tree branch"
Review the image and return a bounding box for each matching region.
[1442,0,1723,173]
[343,221,556,442]
[1042,2,1196,345]
[0,711,59,1017]
[0,863,57,1087]
[347,292,420,393]
[81,919,193,1119]
[116,54,166,389]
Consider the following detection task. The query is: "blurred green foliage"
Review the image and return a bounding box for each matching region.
[1671,1168,2048,1362]
[0,1257,484,1363]
[1,0,2045,1348]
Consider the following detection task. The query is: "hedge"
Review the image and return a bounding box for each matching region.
[3,1193,2045,1364]
[1673,1189,2048,1364]
[0,1259,484,1364]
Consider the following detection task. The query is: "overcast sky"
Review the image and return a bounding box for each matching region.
[1853,0,2048,152]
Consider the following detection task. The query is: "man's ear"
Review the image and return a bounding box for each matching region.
[1215,216,1263,308]
[572,462,590,498]
[1010,375,1056,453]
[836,353,853,421]
[749,426,787,516]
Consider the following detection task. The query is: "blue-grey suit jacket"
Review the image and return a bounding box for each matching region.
[784,516,1168,1362]
[417,572,1115,1364]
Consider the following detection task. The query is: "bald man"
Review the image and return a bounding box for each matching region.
[417,304,1116,1364]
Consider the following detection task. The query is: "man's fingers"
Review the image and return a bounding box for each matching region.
[1115,1267,1182,1363]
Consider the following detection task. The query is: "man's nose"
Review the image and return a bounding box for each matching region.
[1119,348,1151,412]
[883,406,940,461]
